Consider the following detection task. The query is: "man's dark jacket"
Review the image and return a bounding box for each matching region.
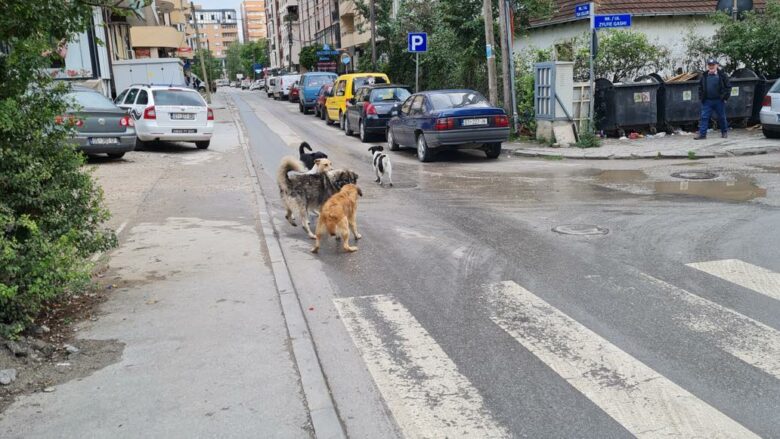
[698,69,732,102]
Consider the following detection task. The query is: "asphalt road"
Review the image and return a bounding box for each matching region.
[230,88,780,438]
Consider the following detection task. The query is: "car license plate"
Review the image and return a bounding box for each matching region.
[89,137,119,145]
[462,118,488,126]
[172,129,196,134]
[171,113,195,120]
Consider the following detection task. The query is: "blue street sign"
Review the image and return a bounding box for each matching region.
[594,14,632,29]
[408,32,427,53]
[575,3,590,18]
[342,55,351,65]
[323,44,331,51]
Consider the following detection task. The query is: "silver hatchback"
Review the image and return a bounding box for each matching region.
[760,80,780,139]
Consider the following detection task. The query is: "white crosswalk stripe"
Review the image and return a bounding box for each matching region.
[486,281,759,439]
[687,259,780,301]
[334,295,509,439]
[641,273,780,380]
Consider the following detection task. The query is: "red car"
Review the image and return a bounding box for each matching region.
[314,84,333,120]
[289,81,300,103]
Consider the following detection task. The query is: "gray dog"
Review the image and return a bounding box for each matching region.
[277,156,359,239]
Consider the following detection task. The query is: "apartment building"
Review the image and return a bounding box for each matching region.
[299,0,340,48]
[338,0,370,67]
[241,0,268,42]
[266,0,283,68]
[278,0,302,69]
[106,0,192,61]
[191,6,240,59]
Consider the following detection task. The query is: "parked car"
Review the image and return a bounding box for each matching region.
[314,84,333,120]
[275,74,300,100]
[64,86,136,159]
[249,79,263,91]
[115,84,214,149]
[289,81,301,103]
[240,79,251,90]
[266,76,279,98]
[298,72,338,114]
[325,73,390,127]
[386,89,509,162]
[229,81,237,88]
[344,84,411,142]
[760,79,780,138]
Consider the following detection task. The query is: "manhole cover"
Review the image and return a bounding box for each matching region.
[552,224,609,236]
[671,171,717,180]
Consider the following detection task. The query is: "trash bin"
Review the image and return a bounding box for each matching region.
[656,72,702,133]
[726,68,760,128]
[751,76,778,125]
[595,75,662,136]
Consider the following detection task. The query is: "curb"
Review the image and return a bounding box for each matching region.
[507,145,780,160]
[228,96,347,439]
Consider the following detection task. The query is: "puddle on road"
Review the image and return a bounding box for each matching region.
[597,170,648,183]
[596,170,767,202]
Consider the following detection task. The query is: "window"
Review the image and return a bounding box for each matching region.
[214,24,219,30]
[370,87,411,103]
[352,76,386,95]
[114,89,128,105]
[429,91,489,110]
[69,91,117,110]
[335,80,346,97]
[136,90,148,105]
[123,88,139,105]
[152,90,206,107]
[400,96,413,115]
[410,96,424,115]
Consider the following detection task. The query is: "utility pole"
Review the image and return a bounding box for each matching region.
[370,0,377,70]
[190,1,212,104]
[288,9,293,70]
[732,0,738,20]
[497,0,511,115]
[482,0,498,106]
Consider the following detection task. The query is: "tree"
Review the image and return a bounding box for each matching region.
[595,30,669,82]
[193,48,222,81]
[225,41,270,79]
[0,0,120,336]
[710,0,780,77]
[299,44,323,71]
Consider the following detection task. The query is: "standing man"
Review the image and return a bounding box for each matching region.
[695,58,731,140]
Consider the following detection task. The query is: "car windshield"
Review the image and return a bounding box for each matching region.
[152,90,206,106]
[353,76,387,93]
[304,76,334,87]
[369,87,411,103]
[429,91,490,109]
[771,80,780,93]
[69,91,117,110]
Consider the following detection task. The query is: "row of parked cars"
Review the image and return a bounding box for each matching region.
[61,84,215,159]
[259,71,510,162]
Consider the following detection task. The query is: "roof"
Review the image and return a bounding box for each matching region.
[530,0,766,28]
[335,73,390,80]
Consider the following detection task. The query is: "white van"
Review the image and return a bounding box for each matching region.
[267,76,279,98]
[275,74,301,100]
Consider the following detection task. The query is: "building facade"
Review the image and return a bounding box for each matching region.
[299,0,340,48]
[266,0,283,69]
[241,0,268,42]
[191,6,239,59]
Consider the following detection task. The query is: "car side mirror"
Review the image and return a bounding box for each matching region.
[348,98,356,105]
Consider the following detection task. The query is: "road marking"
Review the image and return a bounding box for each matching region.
[486,281,758,438]
[334,295,509,439]
[641,273,780,380]
[687,259,780,301]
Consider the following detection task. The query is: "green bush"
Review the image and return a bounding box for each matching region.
[0,0,117,337]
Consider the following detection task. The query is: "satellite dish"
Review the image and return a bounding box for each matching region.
[716,0,753,14]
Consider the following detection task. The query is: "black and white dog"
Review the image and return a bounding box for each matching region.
[299,142,329,170]
[368,145,392,187]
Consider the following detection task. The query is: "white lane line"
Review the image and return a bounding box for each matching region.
[334,295,509,439]
[641,273,780,380]
[687,259,780,301]
[486,281,758,439]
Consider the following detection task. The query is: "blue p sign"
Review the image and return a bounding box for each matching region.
[408,32,427,53]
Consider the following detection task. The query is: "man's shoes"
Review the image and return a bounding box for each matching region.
[694,135,706,140]
[721,132,728,139]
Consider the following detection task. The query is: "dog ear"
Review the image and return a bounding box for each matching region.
[314,158,322,165]
[368,146,377,153]
[357,186,363,197]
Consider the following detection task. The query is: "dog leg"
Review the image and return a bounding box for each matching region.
[311,219,325,253]
[340,222,357,252]
[387,161,393,187]
[374,166,381,184]
[285,206,297,227]
[299,207,317,239]
[349,211,362,240]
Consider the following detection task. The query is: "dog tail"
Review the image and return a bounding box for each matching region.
[277,156,306,188]
[299,142,312,154]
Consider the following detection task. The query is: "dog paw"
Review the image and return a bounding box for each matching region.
[308,234,317,240]
[311,247,319,254]
[355,233,362,240]
[389,183,393,187]
[346,246,358,252]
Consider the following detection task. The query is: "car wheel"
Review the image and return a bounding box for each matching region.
[299,103,304,113]
[107,152,125,159]
[344,114,354,135]
[339,112,345,130]
[195,140,210,149]
[359,120,370,143]
[763,127,780,139]
[387,128,399,151]
[416,133,433,162]
[325,109,334,125]
[484,142,501,159]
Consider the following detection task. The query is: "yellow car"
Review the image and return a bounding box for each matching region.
[325,73,391,128]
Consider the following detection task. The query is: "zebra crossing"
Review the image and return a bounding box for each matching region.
[334,259,780,438]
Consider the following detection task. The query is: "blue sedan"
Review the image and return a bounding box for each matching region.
[386,89,510,162]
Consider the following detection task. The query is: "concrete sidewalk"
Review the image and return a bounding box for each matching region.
[0,93,311,438]
[507,129,780,160]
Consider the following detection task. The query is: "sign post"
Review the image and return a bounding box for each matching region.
[407,32,427,92]
[587,7,632,129]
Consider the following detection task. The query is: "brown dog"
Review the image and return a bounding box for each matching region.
[311,184,363,253]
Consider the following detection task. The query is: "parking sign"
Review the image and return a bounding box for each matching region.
[408,32,427,53]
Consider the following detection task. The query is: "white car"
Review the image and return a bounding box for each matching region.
[275,74,300,100]
[115,85,214,149]
[249,79,264,91]
[760,80,780,139]
[267,76,279,98]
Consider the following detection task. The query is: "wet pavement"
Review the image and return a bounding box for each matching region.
[229,88,780,438]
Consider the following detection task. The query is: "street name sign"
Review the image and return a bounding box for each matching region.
[593,14,632,29]
[575,3,590,18]
[408,32,428,53]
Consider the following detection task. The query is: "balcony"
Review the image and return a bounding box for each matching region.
[130,25,186,49]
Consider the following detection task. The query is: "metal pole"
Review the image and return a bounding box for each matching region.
[370,0,377,70]
[415,52,419,93]
[288,9,293,70]
[588,2,595,131]
[482,0,498,106]
[733,0,738,20]
[498,0,511,114]
[506,0,519,133]
[190,2,212,104]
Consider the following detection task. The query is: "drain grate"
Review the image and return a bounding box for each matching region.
[552,224,609,236]
[671,171,717,180]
